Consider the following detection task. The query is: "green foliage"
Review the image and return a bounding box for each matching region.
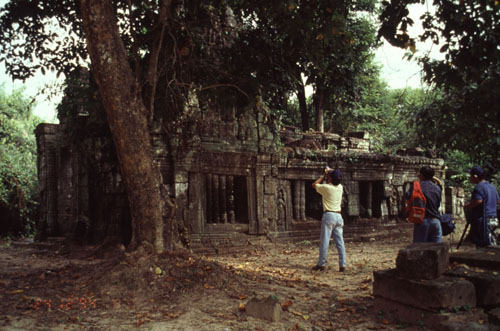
[226,0,380,131]
[327,68,442,154]
[379,0,500,171]
[0,86,41,236]
[442,150,472,186]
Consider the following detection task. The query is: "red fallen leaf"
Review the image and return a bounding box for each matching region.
[238,303,245,311]
[281,300,293,310]
[238,294,247,300]
[164,312,182,318]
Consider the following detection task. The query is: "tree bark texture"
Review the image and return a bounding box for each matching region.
[297,85,309,132]
[314,88,325,133]
[80,0,166,253]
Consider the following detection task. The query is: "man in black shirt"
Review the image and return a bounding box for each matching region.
[406,166,443,243]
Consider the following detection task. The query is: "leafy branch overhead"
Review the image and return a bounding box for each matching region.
[379,0,500,169]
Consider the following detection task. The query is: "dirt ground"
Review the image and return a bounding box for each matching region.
[0,233,465,331]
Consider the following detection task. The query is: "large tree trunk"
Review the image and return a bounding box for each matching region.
[314,87,325,133]
[296,85,309,131]
[80,0,167,253]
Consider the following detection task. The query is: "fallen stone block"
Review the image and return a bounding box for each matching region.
[488,307,500,327]
[375,297,488,330]
[373,268,476,310]
[439,321,493,331]
[396,242,449,279]
[445,266,500,307]
[245,295,282,322]
[450,247,500,270]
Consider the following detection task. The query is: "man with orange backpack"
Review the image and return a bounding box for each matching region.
[405,166,443,243]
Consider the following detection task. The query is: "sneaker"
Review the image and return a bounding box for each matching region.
[339,267,345,272]
[312,265,325,271]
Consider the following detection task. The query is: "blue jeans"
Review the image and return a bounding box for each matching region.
[413,218,442,243]
[317,212,346,268]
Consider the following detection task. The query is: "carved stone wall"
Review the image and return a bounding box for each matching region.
[35,103,461,246]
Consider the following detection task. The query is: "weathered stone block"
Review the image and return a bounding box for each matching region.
[380,201,389,218]
[264,177,275,194]
[375,297,487,329]
[373,269,476,310]
[347,194,360,217]
[245,296,282,322]
[384,185,393,197]
[263,194,276,220]
[445,267,500,307]
[488,307,500,326]
[396,243,450,279]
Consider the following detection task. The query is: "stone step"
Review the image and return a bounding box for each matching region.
[445,266,500,307]
[450,246,500,270]
[375,297,488,330]
[373,268,477,311]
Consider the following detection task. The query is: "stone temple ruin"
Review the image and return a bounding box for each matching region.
[34,99,465,248]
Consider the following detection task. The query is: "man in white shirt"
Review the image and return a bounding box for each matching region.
[311,167,346,272]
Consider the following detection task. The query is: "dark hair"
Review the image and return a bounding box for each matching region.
[419,166,435,181]
[329,169,342,185]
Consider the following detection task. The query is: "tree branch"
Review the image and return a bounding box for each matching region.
[146,0,172,125]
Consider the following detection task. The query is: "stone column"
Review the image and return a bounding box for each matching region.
[219,175,227,223]
[299,180,306,221]
[206,174,213,223]
[213,174,220,223]
[367,181,373,218]
[227,176,235,224]
[34,124,59,241]
[294,180,300,220]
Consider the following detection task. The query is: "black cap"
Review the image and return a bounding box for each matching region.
[466,166,484,178]
[329,169,342,179]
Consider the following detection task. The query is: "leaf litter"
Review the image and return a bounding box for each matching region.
[0,235,427,330]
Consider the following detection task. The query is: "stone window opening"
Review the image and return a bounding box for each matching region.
[359,181,384,218]
[305,180,323,220]
[205,174,248,224]
[290,180,323,221]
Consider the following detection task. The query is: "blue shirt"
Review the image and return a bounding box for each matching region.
[471,181,499,218]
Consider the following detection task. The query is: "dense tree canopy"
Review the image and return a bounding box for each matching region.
[225,0,380,131]
[379,0,500,169]
[0,87,41,236]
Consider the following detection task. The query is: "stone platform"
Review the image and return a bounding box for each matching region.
[373,243,500,330]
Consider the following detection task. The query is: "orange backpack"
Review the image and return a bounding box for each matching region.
[405,181,427,224]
